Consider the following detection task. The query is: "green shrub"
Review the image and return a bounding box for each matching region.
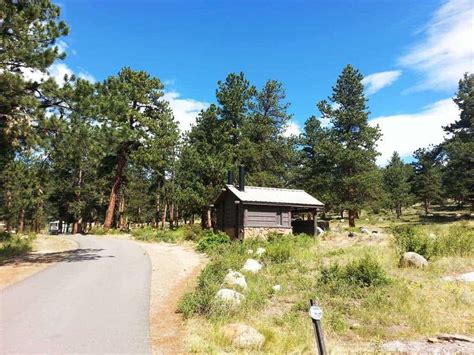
[196,231,230,253]
[266,242,291,263]
[132,227,177,243]
[182,224,203,241]
[392,223,474,259]
[320,254,389,288]
[432,223,474,257]
[392,225,434,258]
[0,235,35,262]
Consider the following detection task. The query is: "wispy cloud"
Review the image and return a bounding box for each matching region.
[398,0,474,92]
[370,98,459,165]
[283,120,301,137]
[162,91,209,133]
[362,70,402,95]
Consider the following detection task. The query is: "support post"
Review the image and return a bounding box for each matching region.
[313,210,318,236]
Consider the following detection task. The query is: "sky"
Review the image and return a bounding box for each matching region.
[50,0,473,165]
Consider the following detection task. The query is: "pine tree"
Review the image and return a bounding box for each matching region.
[441,73,473,207]
[317,65,382,226]
[0,0,68,168]
[96,68,178,230]
[412,147,442,214]
[382,152,412,218]
[298,116,340,213]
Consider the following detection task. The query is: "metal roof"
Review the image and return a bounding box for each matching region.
[226,184,324,207]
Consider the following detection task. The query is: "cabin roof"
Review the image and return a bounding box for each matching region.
[223,184,324,208]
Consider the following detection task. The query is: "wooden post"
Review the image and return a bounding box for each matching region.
[313,210,318,236]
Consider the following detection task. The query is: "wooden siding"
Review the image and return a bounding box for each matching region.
[244,205,291,228]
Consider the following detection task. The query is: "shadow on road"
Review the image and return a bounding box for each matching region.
[0,248,114,266]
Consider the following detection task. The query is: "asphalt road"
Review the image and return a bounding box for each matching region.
[0,235,152,354]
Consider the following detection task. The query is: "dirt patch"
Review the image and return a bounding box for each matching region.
[0,235,78,290]
[137,241,207,354]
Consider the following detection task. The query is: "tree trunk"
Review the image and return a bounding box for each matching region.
[207,208,212,229]
[396,204,401,219]
[169,203,174,229]
[348,209,356,227]
[73,169,83,234]
[104,148,128,231]
[201,208,208,229]
[18,209,25,234]
[424,198,429,214]
[155,192,160,228]
[340,210,344,219]
[118,193,125,229]
[161,202,167,229]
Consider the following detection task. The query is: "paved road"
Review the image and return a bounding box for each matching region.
[0,235,152,354]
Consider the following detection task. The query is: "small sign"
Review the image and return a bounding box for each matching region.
[309,305,323,320]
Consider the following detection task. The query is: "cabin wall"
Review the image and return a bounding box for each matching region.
[215,191,242,240]
[244,205,291,228]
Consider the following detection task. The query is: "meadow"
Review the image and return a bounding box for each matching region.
[175,209,474,353]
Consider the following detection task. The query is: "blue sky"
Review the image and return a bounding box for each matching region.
[51,0,473,164]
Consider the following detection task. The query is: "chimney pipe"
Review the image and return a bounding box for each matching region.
[239,165,245,191]
[227,170,234,185]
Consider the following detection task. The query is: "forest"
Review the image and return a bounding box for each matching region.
[1,0,473,235]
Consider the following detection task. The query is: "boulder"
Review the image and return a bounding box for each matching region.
[224,270,247,289]
[360,227,370,234]
[316,227,324,235]
[255,247,266,256]
[215,289,244,305]
[272,284,281,292]
[443,271,474,282]
[222,323,265,349]
[242,259,263,273]
[400,252,428,268]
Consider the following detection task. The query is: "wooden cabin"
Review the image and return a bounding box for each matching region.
[213,167,325,240]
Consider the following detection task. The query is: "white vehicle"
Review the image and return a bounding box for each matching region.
[48,221,60,235]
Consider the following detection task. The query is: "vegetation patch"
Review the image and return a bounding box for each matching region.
[0,233,35,262]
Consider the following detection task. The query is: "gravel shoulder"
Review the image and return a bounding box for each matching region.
[137,241,207,354]
[0,235,78,290]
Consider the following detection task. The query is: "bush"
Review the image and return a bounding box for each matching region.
[266,242,291,263]
[132,227,177,243]
[0,235,35,262]
[392,225,434,259]
[392,223,474,259]
[320,254,389,288]
[196,231,230,253]
[432,223,474,257]
[182,224,203,241]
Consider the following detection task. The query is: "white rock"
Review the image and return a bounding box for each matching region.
[222,323,265,348]
[242,259,263,273]
[224,270,248,289]
[316,227,324,235]
[272,284,281,292]
[360,227,370,234]
[215,289,245,305]
[255,247,266,256]
[400,252,428,268]
[443,271,474,282]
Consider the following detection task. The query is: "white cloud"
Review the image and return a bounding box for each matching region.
[48,63,73,85]
[283,120,301,137]
[362,70,402,94]
[370,98,459,165]
[77,71,96,83]
[398,0,474,91]
[162,91,209,133]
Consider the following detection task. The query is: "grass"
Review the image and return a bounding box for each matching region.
[130,224,204,243]
[180,215,474,353]
[0,232,36,262]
